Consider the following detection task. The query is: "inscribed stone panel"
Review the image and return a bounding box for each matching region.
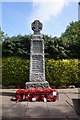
[31,73,43,81]
[32,55,43,73]
[33,41,43,53]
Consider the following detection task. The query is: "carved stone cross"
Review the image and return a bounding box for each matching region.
[31,20,43,35]
[25,20,49,88]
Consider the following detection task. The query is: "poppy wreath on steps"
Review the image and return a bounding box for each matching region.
[15,87,58,102]
[15,89,24,102]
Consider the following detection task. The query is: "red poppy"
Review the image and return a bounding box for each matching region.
[15,87,58,102]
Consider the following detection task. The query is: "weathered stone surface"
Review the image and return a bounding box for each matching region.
[31,20,42,35]
[29,35,45,82]
[32,35,42,39]
[26,20,49,88]
[25,81,49,89]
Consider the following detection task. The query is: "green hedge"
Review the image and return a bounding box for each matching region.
[46,59,80,87]
[2,57,29,87]
[2,57,80,88]
[0,58,2,85]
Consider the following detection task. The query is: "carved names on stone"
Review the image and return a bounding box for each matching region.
[32,55,43,73]
[33,41,43,53]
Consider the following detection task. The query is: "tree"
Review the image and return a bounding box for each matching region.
[2,34,31,58]
[0,27,5,41]
[43,35,68,59]
[0,27,6,57]
[61,21,80,58]
[2,21,80,59]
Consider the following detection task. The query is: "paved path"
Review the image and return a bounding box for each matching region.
[0,88,80,120]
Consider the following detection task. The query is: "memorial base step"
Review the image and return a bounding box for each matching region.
[25,81,50,89]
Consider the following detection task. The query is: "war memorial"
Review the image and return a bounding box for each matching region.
[2,20,80,119]
[26,20,49,88]
[15,20,58,102]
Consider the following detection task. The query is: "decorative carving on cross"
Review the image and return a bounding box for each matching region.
[31,20,43,35]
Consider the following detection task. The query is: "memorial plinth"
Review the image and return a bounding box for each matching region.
[26,20,49,88]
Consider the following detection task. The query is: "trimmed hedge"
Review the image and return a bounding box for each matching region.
[2,57,80,88]
[46,59,80,87]
[2,57,29,87]
[0,58,2,85]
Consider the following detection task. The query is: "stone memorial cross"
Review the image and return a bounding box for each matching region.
[26,20,49,88]
[31,20,42,35]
